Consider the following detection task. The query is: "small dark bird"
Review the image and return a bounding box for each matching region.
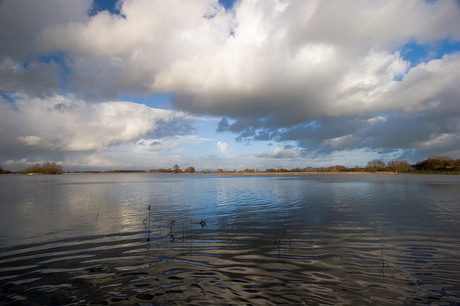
[199,219,206,228]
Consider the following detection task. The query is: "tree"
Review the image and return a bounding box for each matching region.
[44,162,64,174]
[328,165,346,172]
[387,160,411,173]
[366,159,387,172]
[172,164,182,173]
[455,159,460,170]
[184,166,196,173]
[415,158,443,171]
[415,157,459,171]
[21,162,63,174]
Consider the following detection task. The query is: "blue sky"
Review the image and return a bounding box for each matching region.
[1,0,459,171]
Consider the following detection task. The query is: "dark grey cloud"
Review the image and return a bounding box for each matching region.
[0,0,90,60]
[0,58,62,96]
[212,51,460,159]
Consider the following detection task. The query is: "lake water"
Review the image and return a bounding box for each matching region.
[1,173,459,305]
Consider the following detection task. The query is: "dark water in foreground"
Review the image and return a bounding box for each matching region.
[0,173,459,305]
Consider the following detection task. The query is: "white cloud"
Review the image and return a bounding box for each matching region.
[18,136,42,146]
[0,94,194,153]
[3,0,459,117]
[1,0,460,168]
[384,52,460,114]
[256,147,300,159]
[217,141,228,154]
[13,0,454,106]
[4,158,29,166]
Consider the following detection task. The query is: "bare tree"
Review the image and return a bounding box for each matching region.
[366,160,387,172]
[387,160,410,172]
[172,164,182,173]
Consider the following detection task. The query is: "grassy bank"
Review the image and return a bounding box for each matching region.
[403,170,460,175]
[215,171,398,175]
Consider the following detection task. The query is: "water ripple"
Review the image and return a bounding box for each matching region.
[1,174,460,304]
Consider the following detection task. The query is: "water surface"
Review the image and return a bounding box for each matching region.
[1,173,459,304]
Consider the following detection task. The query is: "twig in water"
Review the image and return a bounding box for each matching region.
[146,205,151,242]
[169,220,176,242]
[379,247,388,277]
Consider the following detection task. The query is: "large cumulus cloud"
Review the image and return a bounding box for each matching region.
[0,94,195,166]
[1,0,460,166]
[256,52,460,159]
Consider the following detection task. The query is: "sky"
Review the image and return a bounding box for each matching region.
[1,0,460,171]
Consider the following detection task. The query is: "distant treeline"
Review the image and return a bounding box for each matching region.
[148,157,460,174]
[1,157,459,175]
[149,165,196,173]
[0,167,11,174]
[413,157,460,171]
[19,162,64,175]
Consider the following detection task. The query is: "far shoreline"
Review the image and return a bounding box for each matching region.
[3,157,458,175]
[2,171,459,176]
[214,171,398,175]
